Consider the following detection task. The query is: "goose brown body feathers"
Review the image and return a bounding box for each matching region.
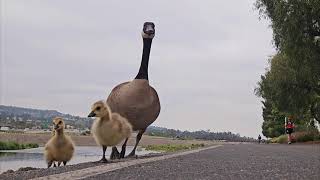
[107,79,160,131]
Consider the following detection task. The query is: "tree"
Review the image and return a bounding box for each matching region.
[255,0,320,123]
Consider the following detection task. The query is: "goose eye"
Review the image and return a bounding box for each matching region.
[96,107,101,111]
[58,121,62,124]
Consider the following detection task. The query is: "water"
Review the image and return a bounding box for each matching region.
[0,146,157,173]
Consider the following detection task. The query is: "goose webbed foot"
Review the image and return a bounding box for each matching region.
[110,147,120,160]
[126,129,144,159]
[127,151,138,159]
[120,149,126,159]
[97,157,108,163]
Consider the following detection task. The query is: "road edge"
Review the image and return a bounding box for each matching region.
[31,145,222,180]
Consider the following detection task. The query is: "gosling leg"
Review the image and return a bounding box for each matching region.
[110,147,120,160]
[98,145,108,163]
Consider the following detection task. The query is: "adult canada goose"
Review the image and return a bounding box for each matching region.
[107,22,160,158]
[88,100,132,162]
[44,117,75,168]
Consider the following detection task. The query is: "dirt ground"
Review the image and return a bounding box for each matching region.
[0,132,215,146]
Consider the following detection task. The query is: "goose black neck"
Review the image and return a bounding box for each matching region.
[135,38,152,80]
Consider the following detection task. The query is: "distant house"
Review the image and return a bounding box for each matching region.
[0,126,10,131]
[66,125,74,129]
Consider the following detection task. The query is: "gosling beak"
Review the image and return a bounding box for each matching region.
[54,125,59,130]
[88,111,96,117]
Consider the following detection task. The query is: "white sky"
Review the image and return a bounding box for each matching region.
[0,0,275,137]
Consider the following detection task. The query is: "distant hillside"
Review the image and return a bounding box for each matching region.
[0,105,92,129]
[0,105,85,121]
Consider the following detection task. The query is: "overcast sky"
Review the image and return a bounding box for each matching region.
[0,0,275,137]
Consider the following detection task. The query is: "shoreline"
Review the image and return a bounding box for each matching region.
[0,132,216,147]
[0,144,220,177]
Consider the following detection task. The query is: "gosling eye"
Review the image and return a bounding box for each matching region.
[96,107,101,111]
[58,121,62,124]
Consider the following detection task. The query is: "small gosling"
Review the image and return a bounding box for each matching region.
[88,100,132,163]
[44,117,75,168]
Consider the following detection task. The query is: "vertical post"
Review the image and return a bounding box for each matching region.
[284,117,287,127]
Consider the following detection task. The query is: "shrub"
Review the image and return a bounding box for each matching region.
[294,131,320,142]
[26,143,39,148]
[0,141,39,150]
[271,131,320,143]
[277,135,288,143]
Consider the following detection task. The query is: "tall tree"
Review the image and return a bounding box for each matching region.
[255,0,320,123]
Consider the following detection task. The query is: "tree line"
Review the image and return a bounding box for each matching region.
[146,126,256,142]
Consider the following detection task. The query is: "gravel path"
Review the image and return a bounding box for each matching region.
[1,144,319,180]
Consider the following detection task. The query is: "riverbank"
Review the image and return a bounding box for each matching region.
[0,132,215,147]
[0,145,158,174]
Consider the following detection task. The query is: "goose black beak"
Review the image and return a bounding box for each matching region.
[88,111,96,117]
[54,125,59,130]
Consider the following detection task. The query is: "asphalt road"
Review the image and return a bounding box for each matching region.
[86,144,320,180]
[1,144,319,180]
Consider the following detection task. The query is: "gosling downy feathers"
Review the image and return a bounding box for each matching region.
[88,100,132,162]
[44,117,75,168]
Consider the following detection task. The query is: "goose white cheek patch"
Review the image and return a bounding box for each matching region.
[141,32,155,38]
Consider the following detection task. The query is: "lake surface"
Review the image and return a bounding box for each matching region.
[0,146,157,173]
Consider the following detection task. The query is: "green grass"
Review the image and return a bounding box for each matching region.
[0,141,39,150]
[143,143,205,152]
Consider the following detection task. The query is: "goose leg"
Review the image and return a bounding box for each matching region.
[128,129,145,157]
[110,147,120,160]
[47,161,53,168]
[63,161,67,166]
[98,145,108,163]
[120,138,129,158]
[58,162,62,167]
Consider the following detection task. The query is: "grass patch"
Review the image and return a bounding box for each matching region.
[0,141,39,150]
[270,135,288,143]
[143,143,205,152]
[270,131,320,144]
